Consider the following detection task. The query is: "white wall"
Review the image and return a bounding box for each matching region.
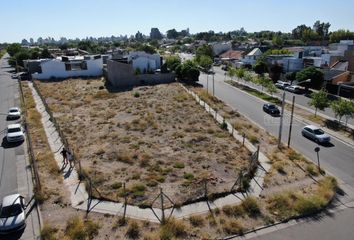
[32,58,103,79]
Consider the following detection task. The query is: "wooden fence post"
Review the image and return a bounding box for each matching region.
[160,188,165,224]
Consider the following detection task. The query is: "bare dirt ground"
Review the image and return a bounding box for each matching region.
[35,79,252,207]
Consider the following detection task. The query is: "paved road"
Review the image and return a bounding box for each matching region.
[0,54,40,239]
[214,66,354,126]
[198,72,354,240]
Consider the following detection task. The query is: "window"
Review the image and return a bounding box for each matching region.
[65,61,87,71]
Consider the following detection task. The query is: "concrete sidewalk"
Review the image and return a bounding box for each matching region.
[28,81,272,222]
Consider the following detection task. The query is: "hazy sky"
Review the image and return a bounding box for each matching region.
[1,0,353,43]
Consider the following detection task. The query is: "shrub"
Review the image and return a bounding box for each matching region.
[65,216,86,240]
[126,221,140,239]
[220,121,228,130]
[222,204,245,218]
[273,161,286,174]
[183,173,194,180]
[306,164,318,176]
[189,215,204,227]
[294,196,325,215]
[160,218,188,239]
[173,162,185,169]
[222,219,244,235]
[241,197,260,216]
[131,183,146,198]
[249,135,259,144]
[267,192,295,219]
[41,225,58,240]
[111,182,122,189]
[134,92,140,98]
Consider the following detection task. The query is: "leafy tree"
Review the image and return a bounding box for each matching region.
[177,60,200,82]
[235,68,245,79]
[266,81,278,96]
[296,67,324,89]
[166,29,179,39]
[41,48,52,58]
[272,35,284,47]
[331,99,352,124]
[7,43,22,56]
[165,55,181,72]
[195,44,213,61]
[269,64,283,81]
[13,50,31,67]
[136,44,156,54]
[329,29,354,43]
[243,72,253,82]
[313,21,331,40]
[198,55,213,73]
[253,61,268,75]
[286,71,297,84]
[308,89,329,116]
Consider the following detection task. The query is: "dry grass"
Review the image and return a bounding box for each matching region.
[35,79,251,206]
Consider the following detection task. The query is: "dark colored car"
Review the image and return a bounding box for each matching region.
[263,103,280,115]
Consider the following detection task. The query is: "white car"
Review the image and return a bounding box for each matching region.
[7,107,21,120]
[0,194,26,234]
[301,125,331,143]
[285,85,303,93]
[6,124,25,143]
[275,81,290,89]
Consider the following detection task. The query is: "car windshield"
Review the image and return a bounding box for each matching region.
[8,128,21,133]
[314,129,325,135]
[268,105,276,109]
[9,109,18,113]
[0,204,22,218]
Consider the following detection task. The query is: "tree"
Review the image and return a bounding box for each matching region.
[269,63,283,81]
[296,67,324,89]
[7,43,22,56]
[308,89,329,116]
[165,55,181,72]
[313,21,331,40]
[176,60,200,82]
[198,55,213,73]
[286,71,297,84]
[266,82,278,96]
[41,48,52,58]
[235,68,245,80]
[166,29,179,39]
[331,99,351,124]
[253,61,268,75]
[227,67,236,81]
[195,44,213,62]
[136,44,156,54]
[329,29,354,43]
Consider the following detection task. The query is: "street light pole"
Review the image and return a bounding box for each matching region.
[287,95,295,147]
[278,92,286,149]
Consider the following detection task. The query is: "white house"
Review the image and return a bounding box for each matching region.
[242,48,262,65]
[32,55,103,80]
[127,51,161,73]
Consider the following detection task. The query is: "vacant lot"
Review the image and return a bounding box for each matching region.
[36,79,251,206]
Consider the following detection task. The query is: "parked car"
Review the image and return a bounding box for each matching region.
[11,73,18,79]
[285,85,303,93]
[275,81,290,89]
[6,124,25,143]
[0,194,26,234]
[7,107,21,120]
[301,125,331,143]
[263,103,280,115]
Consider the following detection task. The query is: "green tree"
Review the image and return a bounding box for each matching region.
[313,21,331,40]
[198,55,213,73]
[176,60,200,82]
[329,29,354,43]
[41,48,52,58]
[7,43,22,56]
[331,99,352,124]
[266,81,278,96]
[166,29,179,39]
[235,68,245,79]
[286,71,297,84]
[195,44,213,62]
[308,89,329,116]
[136,44,156,54]
[13,50,31,67]
[296,67,324,89]
[227,67,236,81]
[253,61,268,75]
[165,55,181,72]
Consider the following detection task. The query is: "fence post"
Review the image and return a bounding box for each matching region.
[123,182,127,222]
[256,145,260,161]
[160,188,165,224]
[243,133,246,146]
[204,180,208,200]
[214,109,217,119]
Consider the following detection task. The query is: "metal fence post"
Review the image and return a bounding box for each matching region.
[160,188,165,224]
[123,182,127,222]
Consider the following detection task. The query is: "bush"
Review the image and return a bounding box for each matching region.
[173,162,185,169]
[65,216,86,240]
[111,182,122,189]
[126,221,140,239]
[294,196,325,215]
[160,218,188,239]
[183,173,194,180]
[222,204,245,218]
[134,92,140,98]
[241,197,260,216]
[41,225,58,240]
[189,215,204,227]
[223,219,244,235]
[306,164,318,176]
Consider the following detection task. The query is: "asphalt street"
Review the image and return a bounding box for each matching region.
[198,72,354,240]
[0,54,40,239]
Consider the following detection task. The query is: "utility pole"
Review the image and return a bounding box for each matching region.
[206,73,209,94]
[287,96,295,147]
[278,92,286,149]
[212,68,215,96]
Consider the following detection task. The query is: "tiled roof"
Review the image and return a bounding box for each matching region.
[220,50,245,60]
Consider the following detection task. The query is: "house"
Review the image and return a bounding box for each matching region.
[31,55,103,80]
[127,51,161,73]
[106,52,174,88]
[210,42,232,56]
[219,50,245,61]
[242,48,262,66]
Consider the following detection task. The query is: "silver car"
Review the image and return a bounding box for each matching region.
[301,125,331,143]
[0,194,26,234]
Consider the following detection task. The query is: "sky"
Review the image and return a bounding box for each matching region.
[1,0,354,43]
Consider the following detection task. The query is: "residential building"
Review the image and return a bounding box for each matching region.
[31,55,103,80]
[127,51,162,73]
[242,48,262,66]
[210,42,232,56]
